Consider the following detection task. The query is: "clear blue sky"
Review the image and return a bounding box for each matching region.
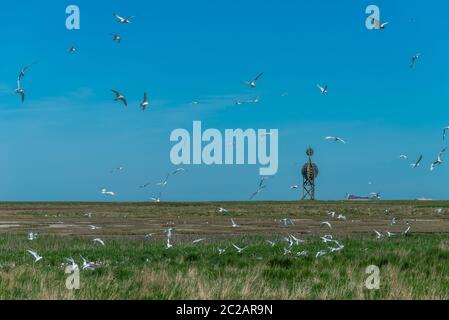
[1,0,448,202]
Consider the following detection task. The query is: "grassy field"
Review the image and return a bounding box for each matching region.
[1,201,449,299]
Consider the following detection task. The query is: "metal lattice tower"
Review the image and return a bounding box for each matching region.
[301,147,319,200]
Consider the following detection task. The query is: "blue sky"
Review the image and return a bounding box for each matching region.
[1,0,448,201]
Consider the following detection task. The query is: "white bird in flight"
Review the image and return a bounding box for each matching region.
[250,185,266,200]
[297,251,308,257]
[325,136,346,144]
[15,79,25,103]
[18,63,36,81]
[443,126,449,141]
[317,84,328,94]
[93,238,105,246]
[139,181,151,189]
[113,13,134,24]
[430,148,446,171]
[320,221,332,229]
[266,240,276,247]
[399,154,408,160]
[231,218,240,228]
[150,193,161,203]
[101,188,116,196]
[289,234,304,245]
[232,244,246,253]
[372,18,389,29]
[374,230,383,239]
[171,168,186,175]
[246,96,260,104]
[110,166,124,174]
[243,72,264,88]
[410,53,421,68]
[156,174,170,187]
[403,225,411,235]
[315,250,327,258]
[111,89,127,107]
[166,237,173,249]
[111,34,122,43]
[80,255,100,270]
[140,92,149,111]
[218,207,228,214]
[410,155,423,168]
[27,250,43,262]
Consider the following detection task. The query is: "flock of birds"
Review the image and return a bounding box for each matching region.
[24,203,421,266]
[10,9,447,268]
[13,13,439,182]
[101,166,187,201]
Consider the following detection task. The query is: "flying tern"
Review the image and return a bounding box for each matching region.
[317,84,328,94]
[410,155,423,168]
[325,136,346,144]
[111,89,127,106]
[140,92,149,110]
[242,72,264,88]
[113,13,134,24]
[27,250,43,263]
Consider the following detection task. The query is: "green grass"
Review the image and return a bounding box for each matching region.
[1,233,449,299]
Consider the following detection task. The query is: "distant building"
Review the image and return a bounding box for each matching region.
[346,192,381,201]
[416,197,433,201]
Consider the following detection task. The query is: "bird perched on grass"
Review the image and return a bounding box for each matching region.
[315,250,327,258]
[374,230,383,239]
[280,218,294,227]
[27,231,40,241]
